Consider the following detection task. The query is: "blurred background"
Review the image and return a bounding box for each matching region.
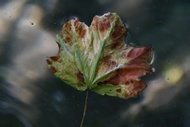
[0,0,190,127]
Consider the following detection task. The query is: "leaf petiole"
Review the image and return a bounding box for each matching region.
[80,89,89,127]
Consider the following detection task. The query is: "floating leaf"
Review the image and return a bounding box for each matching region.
[47,12,153,99]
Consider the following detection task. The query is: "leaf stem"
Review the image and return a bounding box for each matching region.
[80,89,89,127]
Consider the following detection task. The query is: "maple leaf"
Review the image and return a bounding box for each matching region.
[46,12,153,99]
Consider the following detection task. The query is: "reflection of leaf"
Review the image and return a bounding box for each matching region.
[47,12,153,99]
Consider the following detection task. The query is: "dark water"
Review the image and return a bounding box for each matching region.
[0,0,190,127]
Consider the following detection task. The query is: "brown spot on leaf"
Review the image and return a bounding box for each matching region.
[111,20,126,41]
[125,80,135,85]
[98,22,104,32]
[50,66,57,74]
[110,40,122,50]
[74,20,79,26]
[111,61,117,66]
[76,71,84,84]
[101,56,118,69]
[102,56,111,63]
[98,19,111,32]
[74,20,86,38]
[60,21,73,44]
[105,20,111,29]
[46,59,52,65]
[80,29,86,38]
[65,21,72,30]
[116,88,121,93]
[64,36,71,42]
[112,26,126,40]
[50,56,60,62]
[128,80,147,97]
